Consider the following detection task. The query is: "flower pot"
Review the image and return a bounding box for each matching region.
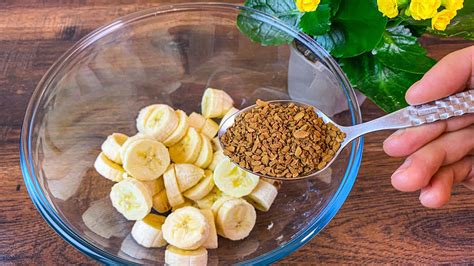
[288,43,366,117]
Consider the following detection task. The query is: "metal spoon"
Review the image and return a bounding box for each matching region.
[218,90,474,181]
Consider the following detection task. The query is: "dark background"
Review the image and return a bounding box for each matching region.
[0,1,473,264]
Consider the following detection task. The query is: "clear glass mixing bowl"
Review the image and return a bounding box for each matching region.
[20,3,363,264]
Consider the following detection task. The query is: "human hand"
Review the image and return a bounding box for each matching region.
[383,46,474,208]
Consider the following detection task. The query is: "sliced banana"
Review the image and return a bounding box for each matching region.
[215,198,256,241]
[169,127,202,164]
[142,177,165,197]
[244,179,278,212]
[213,158,259,197]
[136,104,160,133]
[194,135,213,169]
[174,163,205,192]
[211,137,222,152]
[201,88,234,118]
[194,187,224,209]
[207,150,226,171]
[210,195,234,216]
[131,214,167,248]
[171,199,193,212]
[120,133,155,158]
[162,206,210,250]
[200,119,219,139]
[163,110,189,147]
[163,165,185,207]
[152,189,171,213]
[110,179,152,220]
[122,138,170,181]
[142,104,179,141]
[94,152,125,182]
[183,170,215,201]
[200,209,218,249]
[219,107,239,127]
[101,133,128,164]
[188,112,207,131]
[165,246,208,266]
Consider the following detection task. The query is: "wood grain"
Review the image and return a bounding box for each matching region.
[0,1,473,264]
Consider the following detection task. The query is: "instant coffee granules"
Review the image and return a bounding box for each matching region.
[220,100,346,178]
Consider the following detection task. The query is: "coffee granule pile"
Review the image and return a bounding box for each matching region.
[221,100,346,178]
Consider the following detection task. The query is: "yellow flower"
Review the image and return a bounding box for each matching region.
[377,0,399,18]
[443,0,463,11]
[409,0,441,20]
[296,0,320,12]
[431,9,457,30]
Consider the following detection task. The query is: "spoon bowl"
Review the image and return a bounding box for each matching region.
[218,100,346,180]
[219,90,473,181]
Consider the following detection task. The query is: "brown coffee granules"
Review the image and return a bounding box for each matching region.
[220,100,346,178]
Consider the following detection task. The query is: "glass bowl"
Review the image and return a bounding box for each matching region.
[20,3,363,264]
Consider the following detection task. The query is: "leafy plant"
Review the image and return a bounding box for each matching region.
[237,0,473,112]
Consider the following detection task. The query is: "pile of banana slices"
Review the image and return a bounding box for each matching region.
[94,88,280,265]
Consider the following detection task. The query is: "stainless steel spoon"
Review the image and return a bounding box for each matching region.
[218,90,474,181]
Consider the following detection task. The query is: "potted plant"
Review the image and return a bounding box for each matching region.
[237,0,472,114]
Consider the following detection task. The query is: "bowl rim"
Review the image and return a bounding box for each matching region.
[20,2,363,264]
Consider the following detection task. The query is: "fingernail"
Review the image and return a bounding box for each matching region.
[384,129,405,145]
[419,187,433,203]
[392,158,412,177]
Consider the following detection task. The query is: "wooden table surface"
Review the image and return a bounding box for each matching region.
[1,1,473,264]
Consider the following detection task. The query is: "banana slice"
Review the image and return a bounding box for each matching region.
[171,199,193,212]
[162,206,210,250]
[210,195,234,216]
[215,198,256,241]
[201,88,234,118]
[211,137,222,152]
[183,170,215,201]
[122,138,170,181]
[188,112,206,131]
[244,179,278,212]
[174,164,205,192]
[120,133,155,157]
[110,179,152,220]
[194,187,224,209]
[136,104,160,133]
[200,209,218,249]
[142,104,179,141]
[165,246,208,266]
[142,177,165,197]
[163,110,189,147]
[131,214,167,248]
[123,173,165,196]
[194,135,213,169]
[169,128,202,164]
[207,150,226,171]
[213,158,259,197]
[94,152,125,182]
[152,190,171,213]
[101,133,128,164]
[219,107,239,127]
[199,119,218,140]
[163,165,185,207]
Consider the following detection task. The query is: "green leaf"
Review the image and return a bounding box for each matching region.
[340,53,423,113]
[315,0,388,58]
[237,0,302,46]
[428,1,474,40]
[328,0,342,15]
[300,4,331,36]
[372,25,436,74]
[314,27,345,52]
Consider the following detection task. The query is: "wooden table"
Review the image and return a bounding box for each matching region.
[0,1,472,264]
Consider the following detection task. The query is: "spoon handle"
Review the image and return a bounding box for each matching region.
[342,90,474,144]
